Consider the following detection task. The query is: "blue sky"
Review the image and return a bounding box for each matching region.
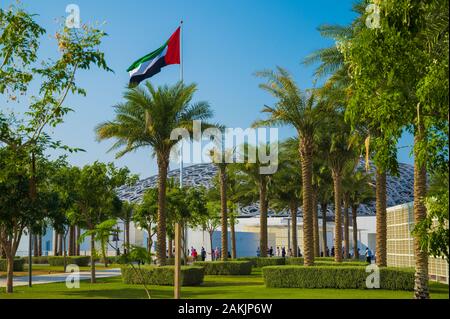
[1,0,414,179]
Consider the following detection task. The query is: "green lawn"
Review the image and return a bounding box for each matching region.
[1,268,448,299]
[0,264,118,278]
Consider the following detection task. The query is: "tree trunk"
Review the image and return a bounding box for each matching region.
[343,194,350,259]
[68,226,73,256]
[312,193,320,257]
[125,220,130,254]
[76,226,81,256]
[259,177,268,258]
[352,204,359,259]
[53,231,58,256]
[6,253,14,293]
[219,165,228,261]
[290,200,298,257]
[321,203,328,256]
[90,233,96,283]
[36,235,41,257]
[230,215,237,259]
[58,233,63,256]
[168,238,173,258]
[413,123,429,299]
[33,234,38,257]
[300,138,314,266]
[156,154,169,266]
[209,232,214,261]
[0,243,6,259]
[376,169,387,267]
[332,171,343,262]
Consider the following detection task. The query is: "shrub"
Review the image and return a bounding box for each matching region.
[193,261,252,275]
[236,257,285,267]
[0,258,25,271]
[48,256,90,267]
[262,266,414,290]
[285,258,368,266]
[22,256,50,264]
[121,265,204,286]
[166,257,186,266]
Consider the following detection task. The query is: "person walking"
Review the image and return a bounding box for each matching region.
[201,247,206,261]
[256,247,261,257]
[276,246,280,257]
[281,247,286,258]
[365,247,372,264]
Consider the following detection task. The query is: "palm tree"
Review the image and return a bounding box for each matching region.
[270,139,302,257]
[234,143,276,258]
[319,110,357,263]
[95,81,213,265]
[254,67,323,266]
[345,169,375,259]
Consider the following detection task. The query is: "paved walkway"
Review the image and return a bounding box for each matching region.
[0,268,121,288]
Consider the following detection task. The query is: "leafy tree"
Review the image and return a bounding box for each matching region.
[96,81,213,265]
[79,219,120,267]
[133,189,158,255]
[413,171,449,262]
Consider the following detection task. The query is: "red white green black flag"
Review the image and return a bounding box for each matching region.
[127,27,180,85]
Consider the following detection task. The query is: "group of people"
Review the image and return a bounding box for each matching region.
[256,246,303,257]
[255,245,373,263]
[186,246,232,261]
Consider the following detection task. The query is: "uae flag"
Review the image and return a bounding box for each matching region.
[127,27,180,85]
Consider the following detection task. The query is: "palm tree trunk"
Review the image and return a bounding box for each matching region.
[259,177,268,258]
[156,154,169,266]
[76,226,80,256]
[321,203,328,256]
[343,194,350,259]
[58,233,63,256]
[219,165,228,261]
[413,122,429,299]
[332,171,343,262]
[90,233,96,283]
[38,235,42,256]
[300,138,314,266]
[53,231,58,256]
[68,226,73,256]
[312,193,320,257]
[289,200,298,257]
[230,215,237,259]
[352,204,359,259]
[375,169,387,267]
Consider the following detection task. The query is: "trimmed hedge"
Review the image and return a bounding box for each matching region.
[121,265,204,286]
[22,256,50,264]
[48,256,90,267]
[236,257,286,267]
[0,258,25,271]
[262,266,414,290]
[285,258,368,267]
[193,261,252,275]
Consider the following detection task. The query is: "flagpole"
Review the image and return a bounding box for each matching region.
[174,19,183,301]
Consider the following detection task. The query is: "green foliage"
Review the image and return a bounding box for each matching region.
[413,171,449,262]
[47,256,90,267]
[193,261,252,275]
[0,258,25,271]
[236,257,286,267]
[121,265,204,286]
[262,266,414,290]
